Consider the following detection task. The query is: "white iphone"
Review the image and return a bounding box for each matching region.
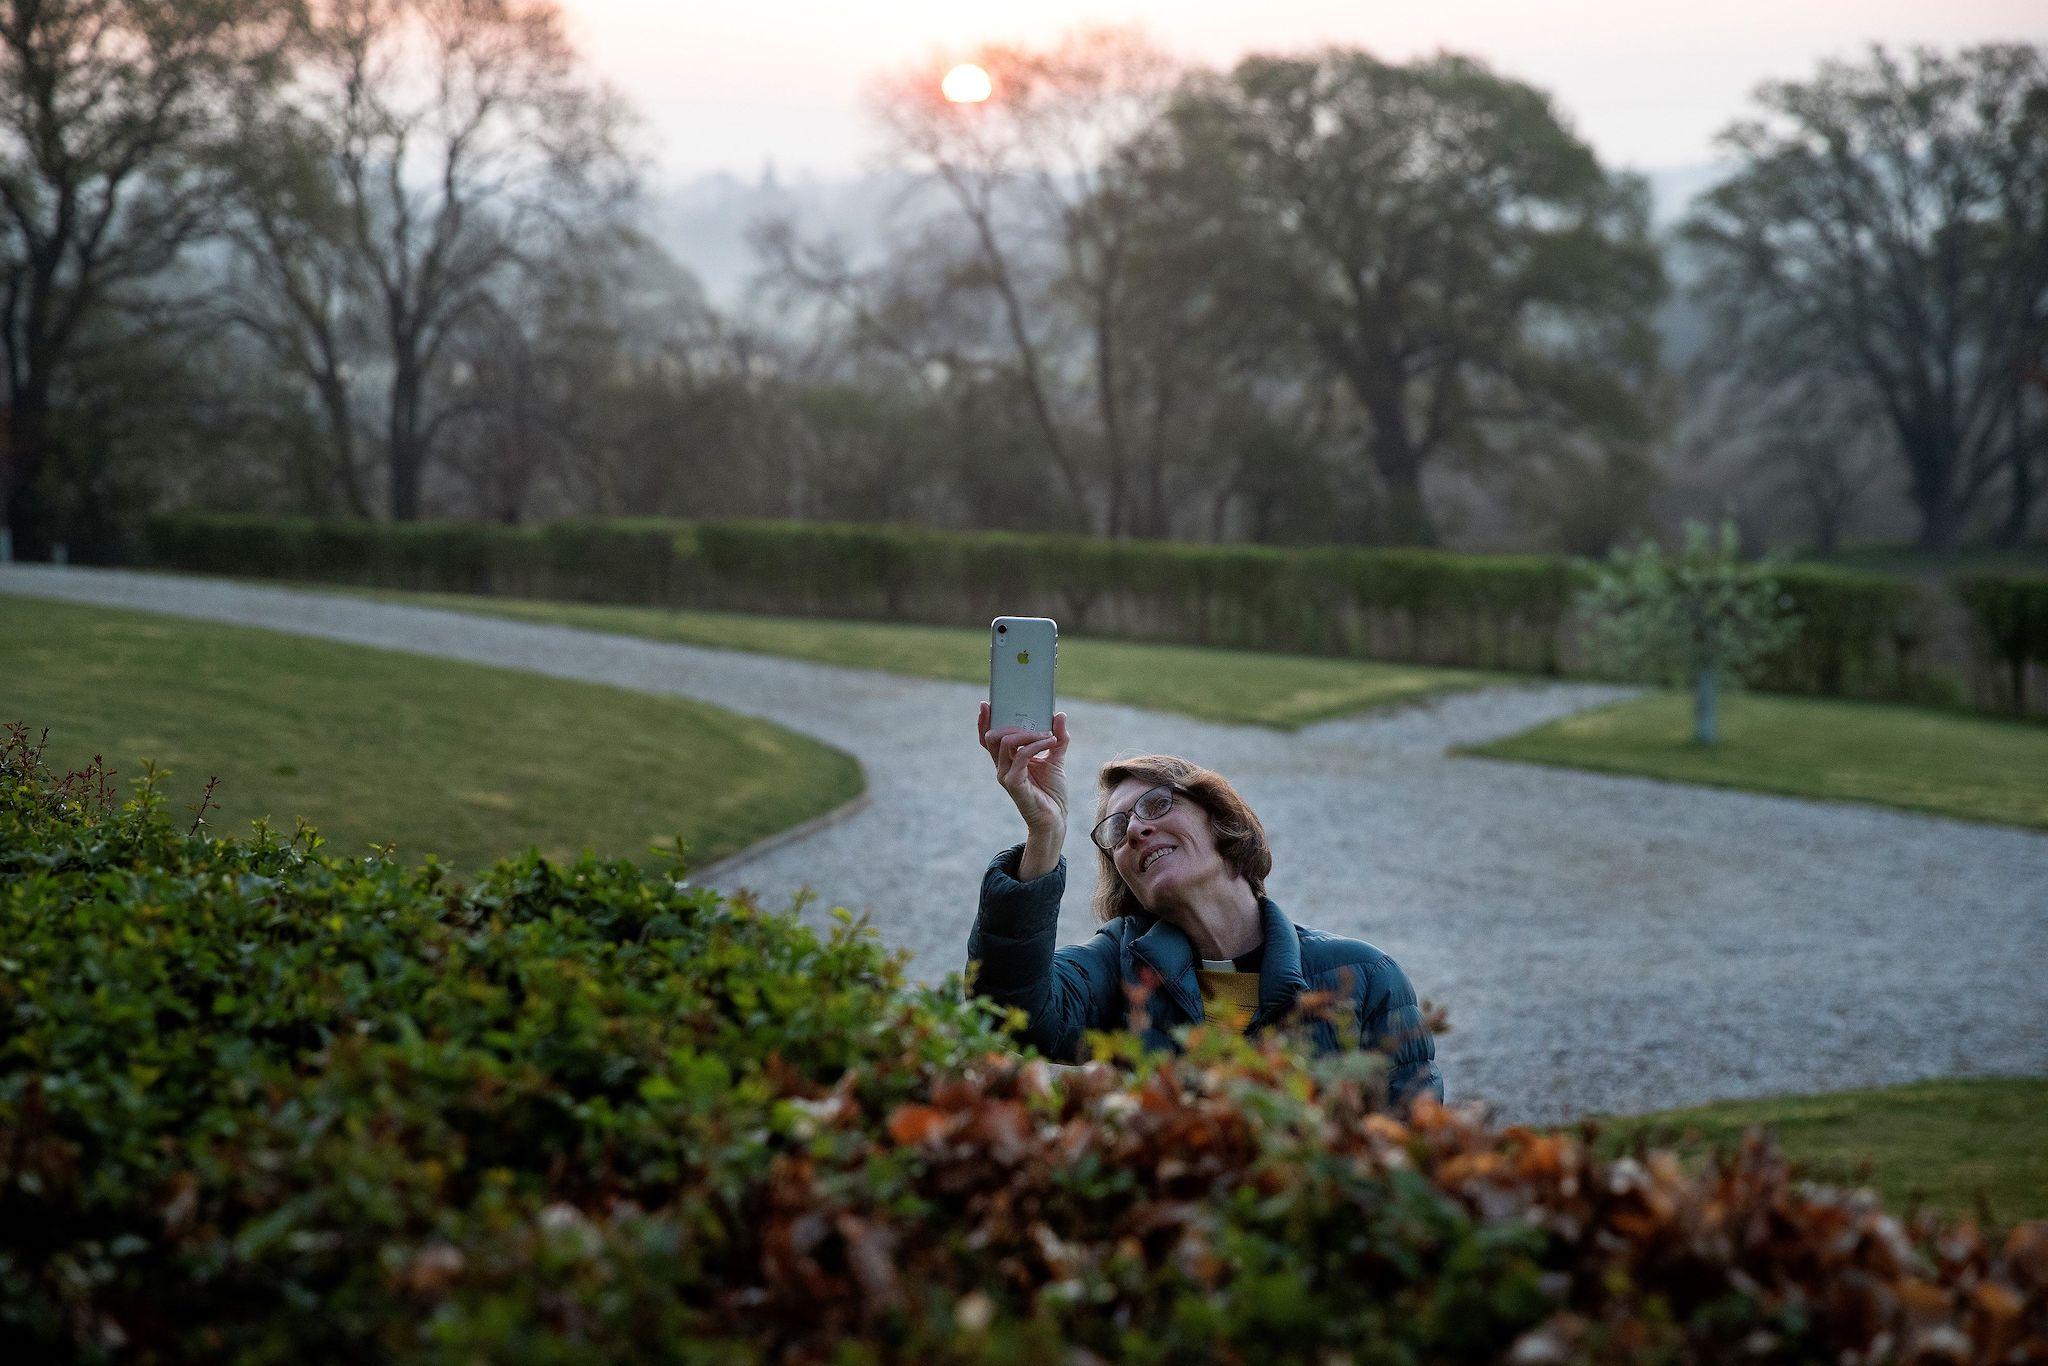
[989,616,1057,732]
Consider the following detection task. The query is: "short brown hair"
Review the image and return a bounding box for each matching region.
[1091,754,1272,924]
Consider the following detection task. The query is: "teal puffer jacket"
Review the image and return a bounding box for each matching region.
[967,845,1444,1111]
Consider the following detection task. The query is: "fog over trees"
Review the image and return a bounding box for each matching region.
[1682,45,2048,551]
[1,3,2042,558]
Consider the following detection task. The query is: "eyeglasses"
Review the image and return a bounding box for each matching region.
[1091,784,1182,851]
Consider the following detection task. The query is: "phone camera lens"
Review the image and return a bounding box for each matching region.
[997,624,1007,633]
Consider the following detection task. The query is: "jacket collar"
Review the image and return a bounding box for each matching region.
[1129,895,1308,1029]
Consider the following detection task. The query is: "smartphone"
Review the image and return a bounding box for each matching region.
[989,616,1057,733]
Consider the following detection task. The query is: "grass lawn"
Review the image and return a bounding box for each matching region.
[1465,690,2048,831]
[2,595,861,873]
[337,587,1499,729]
[1593,1076,2048,1225]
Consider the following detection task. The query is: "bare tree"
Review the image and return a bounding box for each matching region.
[748,142,1370,545]
[439,238,754,523]
[2011,364,2048,544]
[229,0,636,520]
[0,0,285,557]
[869,27,1181,534]
[1685,44,2048,551]
[747,213,1053,527]
[217,109,375,516]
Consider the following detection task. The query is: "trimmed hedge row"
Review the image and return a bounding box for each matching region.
[1755,565,1936,702]
[144,514,2035,711]
[142,513,692,602]
[5,725,2045,1361]
[1956,572,2048,712]
[693,522,1584,671]
[144,515,1580,671]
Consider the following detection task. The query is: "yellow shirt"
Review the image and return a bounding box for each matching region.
[1194,966,1261,1035]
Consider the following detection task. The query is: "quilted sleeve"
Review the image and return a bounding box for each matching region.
[966,844,1127,1063]
[1356,955,1444,1111]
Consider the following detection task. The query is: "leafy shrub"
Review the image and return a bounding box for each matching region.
[5,725,2045,1362]
[1577,522,1802,744]
[1955,572,2048,712]
[0,723,1009,1359]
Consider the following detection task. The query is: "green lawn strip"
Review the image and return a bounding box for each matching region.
[1591,1076,2048,1225]
[322,586,1500,729]
[1,595,861,873]
[1463,690,2048,831]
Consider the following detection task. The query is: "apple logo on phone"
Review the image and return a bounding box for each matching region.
[1016,650,1030,664]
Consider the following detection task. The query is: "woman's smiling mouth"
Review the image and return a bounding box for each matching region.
[1140,844,1175,873]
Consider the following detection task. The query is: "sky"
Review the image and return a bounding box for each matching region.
[557,0,2048,181]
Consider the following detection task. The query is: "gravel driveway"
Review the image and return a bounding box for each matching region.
[8,564,2046,1124]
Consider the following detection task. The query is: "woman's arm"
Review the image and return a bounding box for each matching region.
[967,844,1126,1062]
[1017,823,1063,883]
[1356,958,1445,1110]
[971,707,1119,1059]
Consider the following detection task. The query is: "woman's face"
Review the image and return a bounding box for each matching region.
[1102,777,1235,914]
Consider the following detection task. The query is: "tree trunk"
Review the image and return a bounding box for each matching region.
[1914,493,1962,553]
[1814,510,1841,556]
[1369,424,1438,546]
[314,371,369,518]
[2,393,58,561]
[1693,660,1720,747]
[1142,373,1174,539]
[1995,406,2039,549]
[390,443,422,521]
[1095,310,1126,538]
[1378,472,1437,547]
[1901,427,1963,552]
[1347,369,1438,546]
[961,207,1092,532]
[388,364,425,521]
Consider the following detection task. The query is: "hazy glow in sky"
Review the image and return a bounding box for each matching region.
[558,1,2048,177]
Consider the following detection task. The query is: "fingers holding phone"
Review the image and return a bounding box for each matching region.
[977,701,1069,837]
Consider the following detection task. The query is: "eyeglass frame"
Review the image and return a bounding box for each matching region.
[1090,783,1191,851]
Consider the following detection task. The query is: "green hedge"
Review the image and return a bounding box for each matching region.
[1956,572,2048,711]
[6,725,2045,1361]
[143,514,694,600]
[1750,565,1938,701]
[144,515,1584,673]
[152,515,2048,707]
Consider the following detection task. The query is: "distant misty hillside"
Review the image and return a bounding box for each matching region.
[652,160,1733,361]
[643,166,920,317]
[1640,162,1733,231]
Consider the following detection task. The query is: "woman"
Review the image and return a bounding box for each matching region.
[968,705,1443,1111]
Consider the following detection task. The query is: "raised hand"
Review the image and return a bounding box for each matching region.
[977,702,1070,841]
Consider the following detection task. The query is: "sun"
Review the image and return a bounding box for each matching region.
[941,63,993,104]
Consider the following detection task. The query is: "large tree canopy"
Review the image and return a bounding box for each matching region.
[1684,43,2048,551]
[0,0,285,557]
[1140,49,1665,545]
